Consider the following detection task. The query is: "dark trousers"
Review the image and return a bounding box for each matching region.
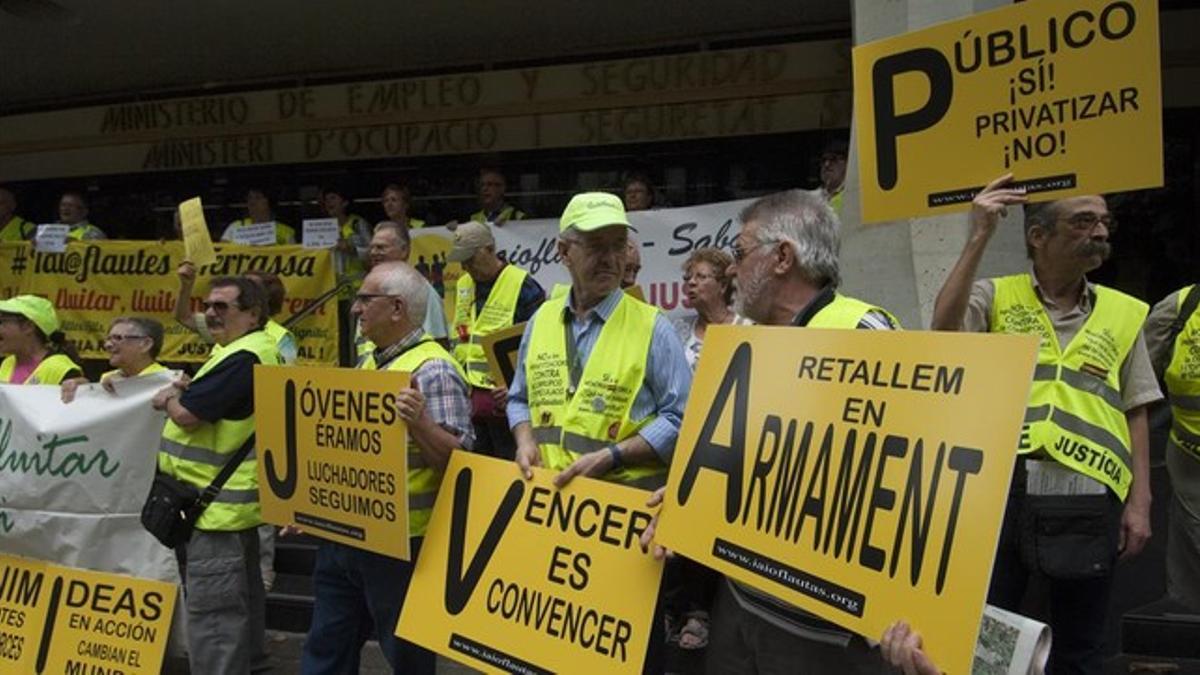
[301,538,434,675]
[988,471,1121,675]
[705,581,886,675]
[472,416,516,460]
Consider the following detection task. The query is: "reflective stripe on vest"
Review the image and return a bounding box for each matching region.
[452,265,527,388]
[1165,284,1200,461]
[991,274,1145,500]
[0,353,81,385]
[361,340,467,537]
[157,330,281,531]
[526,291,665,490]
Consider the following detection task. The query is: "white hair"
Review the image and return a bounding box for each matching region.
[738,189,840,287]
[371,262,428,327]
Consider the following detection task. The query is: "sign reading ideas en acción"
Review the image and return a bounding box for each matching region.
[853,0,1162,223]
[0,554,176,675]
[654,326,1038,675]
[397,453,663,675]
[254,365,411,560]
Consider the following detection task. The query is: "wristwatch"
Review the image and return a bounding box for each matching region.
[607,444,623,470]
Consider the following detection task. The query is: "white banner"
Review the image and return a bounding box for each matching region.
[411,198,752,319]
[0,371,179,585]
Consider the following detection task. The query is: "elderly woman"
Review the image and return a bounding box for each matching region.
[0,295,82,385]
[61,317,167,402]
[673,247,751,371]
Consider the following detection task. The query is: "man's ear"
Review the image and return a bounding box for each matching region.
[772,240,795,276]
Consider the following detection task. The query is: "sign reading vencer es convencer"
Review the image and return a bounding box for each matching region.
[853,0,1162,223]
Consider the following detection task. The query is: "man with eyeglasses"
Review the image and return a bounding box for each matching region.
[931,174,1161,674]
[508,192,690,673]
[151,276,283,674]
[302,261,473,675]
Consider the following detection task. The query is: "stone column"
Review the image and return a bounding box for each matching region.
[840,0,1026,329]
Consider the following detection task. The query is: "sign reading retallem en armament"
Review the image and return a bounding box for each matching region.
[0,554,176,675]
[655,326,1038,675]
[255,365,411,560]
[397,453,663,675]
[853,0,1162,223]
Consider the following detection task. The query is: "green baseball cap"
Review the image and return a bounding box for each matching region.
[559,192,629,233]
[0,295,60,336]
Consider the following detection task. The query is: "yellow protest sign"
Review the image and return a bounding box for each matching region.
[178,197,216,267]
[0,554,176,675]
[397,453,663,675]
[20,240,338,363]
[410,232,462,322]
[655,326,1038,675]
[480,322,526,389]
[255,365,411,559]
[853,0,1162,223]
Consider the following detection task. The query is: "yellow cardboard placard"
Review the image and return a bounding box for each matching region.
[853,0,1162,223]
[254,365,411,560]
[178,197,216,267]
[479,322,527,389]
[397,453,664,675]
[656,326,1038,675]
[0,554,176,675]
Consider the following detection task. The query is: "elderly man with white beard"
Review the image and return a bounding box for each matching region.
[640,189,937,674]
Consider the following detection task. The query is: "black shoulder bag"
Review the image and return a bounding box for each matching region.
[140,435,255,548]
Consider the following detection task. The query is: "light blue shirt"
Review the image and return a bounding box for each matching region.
[507,287,691,462]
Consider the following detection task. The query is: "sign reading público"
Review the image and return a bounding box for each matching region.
[853,0,1162,223]
[255,365,412,560]
[655,326,1038,675]
[0,554,176,675]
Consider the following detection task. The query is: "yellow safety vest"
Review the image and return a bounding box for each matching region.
[231,218,296,245]
[360,339,467,537]
[264,319,296,363]
[407,217,428,229]
[452,265,528,388]
[66,223,105,240]
[991,274,1145,500]
[471,205,526,225]
[103,362,169,379]
[0,353,81,385]
[0,216,34,241]
[807,293,898,329]
[526,292,664,490]
[157,330,281,531]
[1164,285,1200,461]
[337,214,371,298]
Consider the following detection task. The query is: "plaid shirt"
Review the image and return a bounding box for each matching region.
[373,328,475,451]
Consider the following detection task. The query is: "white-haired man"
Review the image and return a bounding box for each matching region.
[302,261,473,675]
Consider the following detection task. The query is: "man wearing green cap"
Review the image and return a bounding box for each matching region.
[0,294,82,384]
[508,191,690,491]
[507,192,689,672]
[447,220,545,459]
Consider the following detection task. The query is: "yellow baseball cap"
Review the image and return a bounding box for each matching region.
[559,192,629,233]
[0,295,60,336]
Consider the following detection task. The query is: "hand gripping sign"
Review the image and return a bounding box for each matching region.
[853,0,1161,223]
[397,453,664,675]
[655,326,1038,675]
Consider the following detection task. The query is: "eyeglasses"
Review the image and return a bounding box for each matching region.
[202,300,236,312]
[731,241,769,263]
[1061,212,1118,233]
[683,271,719,283]
[106,333,148,343]
[566,238,628,257]
[352,293,402,305]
